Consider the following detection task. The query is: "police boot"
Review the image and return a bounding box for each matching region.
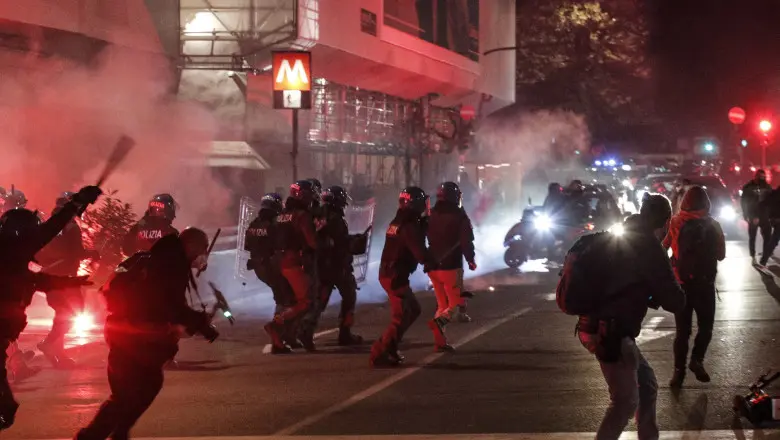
[669,368,685,388]
[427,317,454,352]
[338,328,364,346]
[0,395,19,430]
[298,327,316,352]
[689,360,711,383]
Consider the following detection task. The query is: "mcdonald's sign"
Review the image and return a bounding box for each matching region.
[272,51,312,110]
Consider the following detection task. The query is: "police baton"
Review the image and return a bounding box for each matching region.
[96,135,135,188]
[196,228,221,278]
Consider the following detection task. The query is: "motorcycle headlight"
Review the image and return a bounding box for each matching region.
[719,205,736,221]
[609,223,625,236]
[534,214,553,231]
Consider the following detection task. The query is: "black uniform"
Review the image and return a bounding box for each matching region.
[370,208,429,366]
[760,187,780,264]
[121,215,178,256]
[301,203,363,345]
[76,233,217,440]
[245,209,294,309]
[264,197,318,351]
[741,175,773,258]
[0,186,101,430]
[35,215,97,366]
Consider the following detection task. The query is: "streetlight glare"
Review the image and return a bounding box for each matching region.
[704,143,714,152]
[760,120,773,132]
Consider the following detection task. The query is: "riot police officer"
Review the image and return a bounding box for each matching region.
[75,228,219,440]
[369,187,431,367]
[426,182,477,351]
[0,185,102,430]
[121,193,179,256]
[264,181,319,352]
[300,186,366,347]
[35,192,100,368]
[245,193,296,353]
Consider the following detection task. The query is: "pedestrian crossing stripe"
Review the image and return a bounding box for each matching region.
[33,431,780,440]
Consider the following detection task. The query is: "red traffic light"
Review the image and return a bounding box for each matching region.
[760,120,773,133]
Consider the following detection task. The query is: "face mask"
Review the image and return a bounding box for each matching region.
[192,253,208,270]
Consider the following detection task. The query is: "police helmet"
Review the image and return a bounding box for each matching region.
[259,193,284,214]
[148,193,177,220]
[55,191,75,209]
[0,188,27,214]
[437,181,462,207]
[289,180,316,206]
[548,182,563,194]
[0,208,41,242]
[398,186,429,214]
[322,185,351,209]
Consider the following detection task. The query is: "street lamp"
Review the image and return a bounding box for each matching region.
[704,143,714,152]
[760,120,773,133]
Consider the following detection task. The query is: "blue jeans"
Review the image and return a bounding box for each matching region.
[596,337,659,440]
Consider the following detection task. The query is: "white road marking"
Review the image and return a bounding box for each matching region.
[271,307,532,436]
[36,430,780,440]
[262,328,339,354]
[636,316,675,345]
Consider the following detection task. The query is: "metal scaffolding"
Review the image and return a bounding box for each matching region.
[179,0,305,71]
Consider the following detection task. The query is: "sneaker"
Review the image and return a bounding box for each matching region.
[457,306,472,323]
[669,368,685,388]
[689,360,711,383]
[752,256,758,266]
[284,339,304,350]
[427,318,449,348]
[370,352,402,368]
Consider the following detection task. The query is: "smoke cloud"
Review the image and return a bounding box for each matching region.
[0,45,231,226]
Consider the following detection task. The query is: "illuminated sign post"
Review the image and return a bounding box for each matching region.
[272,51,312,110]
[272,51,312,180]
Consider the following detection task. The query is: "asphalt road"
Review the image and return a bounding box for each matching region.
[6,240,780,439]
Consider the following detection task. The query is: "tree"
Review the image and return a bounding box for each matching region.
[515,0,654,139]
[79,191,137,284]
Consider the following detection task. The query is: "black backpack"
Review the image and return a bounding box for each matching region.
[676,218,718,284]
[101,253,152,317]
[556,232,621,316]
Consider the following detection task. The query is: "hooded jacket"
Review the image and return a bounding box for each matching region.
[663,186,726,270]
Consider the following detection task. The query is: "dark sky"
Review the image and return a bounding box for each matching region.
[650,0,780,140]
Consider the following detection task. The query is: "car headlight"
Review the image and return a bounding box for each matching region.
[719,205,736,221]
[534,214,553,231]
[609,223,625,236]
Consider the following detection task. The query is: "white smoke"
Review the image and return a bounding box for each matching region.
[0,45,231,226]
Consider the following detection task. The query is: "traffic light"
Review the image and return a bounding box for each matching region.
[760,120,773,133]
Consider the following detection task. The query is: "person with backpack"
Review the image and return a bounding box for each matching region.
[425,182,477,352]
[75,228,219,440]
[556,194,685,440]
[741,169,772,264]
[662,186,726,388]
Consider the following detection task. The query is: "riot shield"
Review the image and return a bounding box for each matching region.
[345,198,376,284]
[235,196,260,280]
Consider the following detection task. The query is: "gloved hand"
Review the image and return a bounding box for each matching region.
[468,261,477,271]
[73,186,103,206]
[201,324,219,343]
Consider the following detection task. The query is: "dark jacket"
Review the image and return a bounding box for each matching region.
[318,204,355,278]
[426,201,476,271]
[122,215,178,256]
[36,219,89,277]
[0,200,87,339]
[104,234,211,364]
[245,209,278,267]
[741,179,772,220]
[761,187,780,220]
[594,215,686,338]
[379,209,430,289]
[274,198,318,269]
